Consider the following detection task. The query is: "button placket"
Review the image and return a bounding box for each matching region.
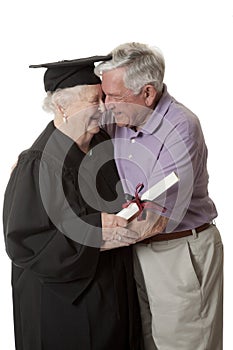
[128,137,136,159]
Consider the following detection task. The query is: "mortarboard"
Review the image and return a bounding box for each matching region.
[29,54,112,92]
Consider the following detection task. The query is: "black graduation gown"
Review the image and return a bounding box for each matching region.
[3,121,142,350]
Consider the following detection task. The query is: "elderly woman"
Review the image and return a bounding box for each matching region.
[3,56,142,350]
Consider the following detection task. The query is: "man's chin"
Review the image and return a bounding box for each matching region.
[116,122,128,127]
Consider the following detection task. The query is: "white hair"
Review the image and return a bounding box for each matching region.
[43,85,91,115]
[95,42,165,94]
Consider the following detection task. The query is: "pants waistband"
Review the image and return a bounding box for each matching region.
[141,223,211,244]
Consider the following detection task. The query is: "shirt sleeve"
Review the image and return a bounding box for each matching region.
[3,152,101,283]
[148,119,204,229]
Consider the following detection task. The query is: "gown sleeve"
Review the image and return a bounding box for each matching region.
[3,151,101,284]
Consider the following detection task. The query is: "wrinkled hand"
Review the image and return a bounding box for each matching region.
[127,211,168,242]
[101,213,140,250]
[101,212,127,228]
[101,226,140,250]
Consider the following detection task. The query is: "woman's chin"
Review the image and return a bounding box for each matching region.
[87,125,100,134]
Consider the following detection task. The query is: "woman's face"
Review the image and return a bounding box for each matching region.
[68,84,104,135]
[58,84,105,143]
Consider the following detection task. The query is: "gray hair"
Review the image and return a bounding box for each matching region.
[43,85,91,115]
[95,42,165,94]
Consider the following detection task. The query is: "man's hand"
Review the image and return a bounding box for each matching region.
[137,214,168,241]
[127,211,168,241]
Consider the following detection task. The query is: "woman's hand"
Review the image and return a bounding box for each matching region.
[101,226,140,250]
[101,212,127,228]
[101,213,140,250]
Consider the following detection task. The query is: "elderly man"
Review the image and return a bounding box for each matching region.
[95,42,223,350]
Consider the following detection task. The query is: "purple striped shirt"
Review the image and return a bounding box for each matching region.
[106,85,217,232]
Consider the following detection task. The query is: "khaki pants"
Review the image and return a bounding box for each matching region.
[134,224,223,350]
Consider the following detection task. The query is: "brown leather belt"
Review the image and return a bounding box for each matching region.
[141,223,211,244]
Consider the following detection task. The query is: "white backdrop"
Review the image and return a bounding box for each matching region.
[0,0,232,348]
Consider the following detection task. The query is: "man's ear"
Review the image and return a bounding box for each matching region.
[142,85,158,108]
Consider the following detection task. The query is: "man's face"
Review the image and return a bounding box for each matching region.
[101,67,150,129]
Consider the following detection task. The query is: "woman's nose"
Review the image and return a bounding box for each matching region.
[98,100,106,113]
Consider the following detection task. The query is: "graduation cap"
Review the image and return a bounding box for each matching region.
[29,54,112,92]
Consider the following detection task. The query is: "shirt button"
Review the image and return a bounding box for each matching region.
[128,154,133,159]
[131,138,136,143]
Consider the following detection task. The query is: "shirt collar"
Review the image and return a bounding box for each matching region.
[140,84,173,135]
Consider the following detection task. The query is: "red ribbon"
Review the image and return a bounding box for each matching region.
[122,183,166,221]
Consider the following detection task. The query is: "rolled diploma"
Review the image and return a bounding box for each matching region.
[116,172,179,220]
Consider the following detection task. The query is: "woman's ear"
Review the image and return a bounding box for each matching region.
[142,85,158,108]
[56,104,68,123]
[56,104,65,115]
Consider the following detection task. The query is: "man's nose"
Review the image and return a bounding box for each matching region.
[104,95,114,110]
[104,96,115,111]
